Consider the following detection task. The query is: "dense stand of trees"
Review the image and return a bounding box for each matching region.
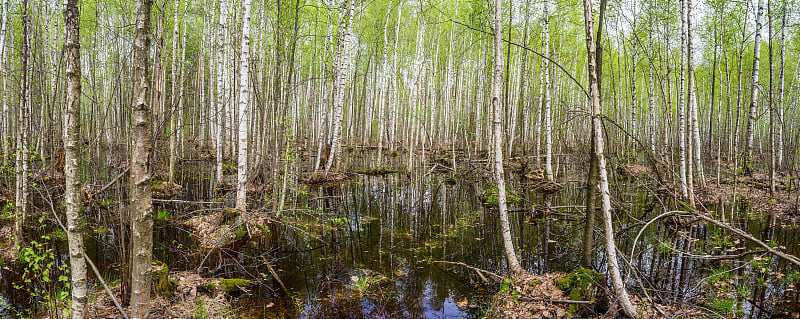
[0,0,798,316]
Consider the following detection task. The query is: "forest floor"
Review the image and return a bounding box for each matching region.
[487,271,705,319]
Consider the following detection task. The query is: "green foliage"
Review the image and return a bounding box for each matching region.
[346,272,385,297]
[555,268,605,315]
[156,209,171,221]
[480,184,521,208]
[15,235,71,317]
[706,298,738,318]
[1,202,12,218]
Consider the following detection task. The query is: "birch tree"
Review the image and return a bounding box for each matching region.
[324,0,355,175]
[216,0,228,181]
[776,1,785,169]
[582,0,636,316]
[15,0,30,249]
[542,0,553,181]
[237,0,253,212]
[129,0,154,315]
[745,0,764,171]
[64,0,88,316]
[0,0,7,164]
[687,0,705,187]
[492,0,523,275]
[677,0,688,197]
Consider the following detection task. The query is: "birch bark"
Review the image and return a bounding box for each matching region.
[64,0,88,316]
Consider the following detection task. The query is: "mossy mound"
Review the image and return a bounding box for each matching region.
[214,182,235,194]
[204,278,254,294]
[354,168,401,176]
[617,163,652,179]
[151,179,183,199]
[184,209,241,251]
[489,271,608,318]
[152,260,175,296]
[480,184,521,208]
[533,180,564,195]
[555,268,608,316]
[300,170,348,184]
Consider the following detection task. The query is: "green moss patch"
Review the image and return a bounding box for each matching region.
[480,184,521,208]
[555,268,607,316]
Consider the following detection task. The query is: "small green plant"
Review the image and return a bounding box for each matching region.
[706,298,738,318]
[156,209,171,221]
[195,297,209,319]
[497,278,514,294]
[347,272,384,297]
[15,235,71,316]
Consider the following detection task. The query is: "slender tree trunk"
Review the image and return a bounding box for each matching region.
[542,0,553,181]
[776,2,785,169]
[582,0,636,316]
[64,0,88,317]
[0,0,7,165]
[767,0,775,195]
[237,0,253,212]
[687,0,705,189]
[745,0,764,172]
[129,0,154,315]
[15,0,30,250]
[168,0,181,183]
[324,0,354,175]
[492,0,523,275]
[216,0,228,181]
[677,0,688,197]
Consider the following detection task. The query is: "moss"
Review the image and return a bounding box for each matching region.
[234,229,248,240]
[555,268,605,315]
[151,260,174,296]
[150,179,164,193]
[217,278,254,293]
[480,184,522,208]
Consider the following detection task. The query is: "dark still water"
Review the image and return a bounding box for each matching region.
[1,154,798,318]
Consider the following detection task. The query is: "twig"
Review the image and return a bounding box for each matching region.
[84,252,130,319]
[260,256,288,294]
[94,167,130,195]
[517,297,592,304]
[431,261,504,281]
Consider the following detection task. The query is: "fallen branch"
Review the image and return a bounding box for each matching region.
[431,261,504,281]
[632,210,800,268]
[36,185,130,319]
[95,167,130,195]
[517,297,592,304]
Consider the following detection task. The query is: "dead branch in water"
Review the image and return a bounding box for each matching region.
[431,260,505,283]
[631,210,800,268]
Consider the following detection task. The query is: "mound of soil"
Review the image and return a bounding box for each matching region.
[489,270,704,318]
[300,170,348,184]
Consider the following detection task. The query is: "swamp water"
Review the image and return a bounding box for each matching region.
[1,154,798,318]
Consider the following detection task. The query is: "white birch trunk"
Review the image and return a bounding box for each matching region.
[582,0,636,316]
[542,0,553,181]
[64,1,88,316]
[324,0,354,174]
[236,0,252,212]
[745,0,764,165]
[776,4,785,168]
[129,0,154,315]
[492,0,523,275]
[216,0,228,181]
[677,0,688,197]
[687,0,705,188]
